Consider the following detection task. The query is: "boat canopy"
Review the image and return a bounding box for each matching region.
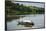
[22,20,32,23]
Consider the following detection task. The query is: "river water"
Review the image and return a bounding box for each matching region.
[7,14,45,30]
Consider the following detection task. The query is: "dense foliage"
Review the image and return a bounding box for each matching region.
[5,1,45,15]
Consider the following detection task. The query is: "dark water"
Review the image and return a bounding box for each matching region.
[7,14,45,30]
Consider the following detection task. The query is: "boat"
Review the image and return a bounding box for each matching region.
[17,20,34,27]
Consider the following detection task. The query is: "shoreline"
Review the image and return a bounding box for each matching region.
[6,15,25,21]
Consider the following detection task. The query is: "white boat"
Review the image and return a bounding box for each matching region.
[17,20,34,27]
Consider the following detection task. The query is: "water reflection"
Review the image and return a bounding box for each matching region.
[7,14,44,30]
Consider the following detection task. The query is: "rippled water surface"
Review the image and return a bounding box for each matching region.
[7,14,45,30]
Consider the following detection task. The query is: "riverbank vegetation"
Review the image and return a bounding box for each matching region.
[5,1,45,20]
[5,1,45,15]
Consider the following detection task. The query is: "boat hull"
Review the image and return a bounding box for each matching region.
[17,22,34,27]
